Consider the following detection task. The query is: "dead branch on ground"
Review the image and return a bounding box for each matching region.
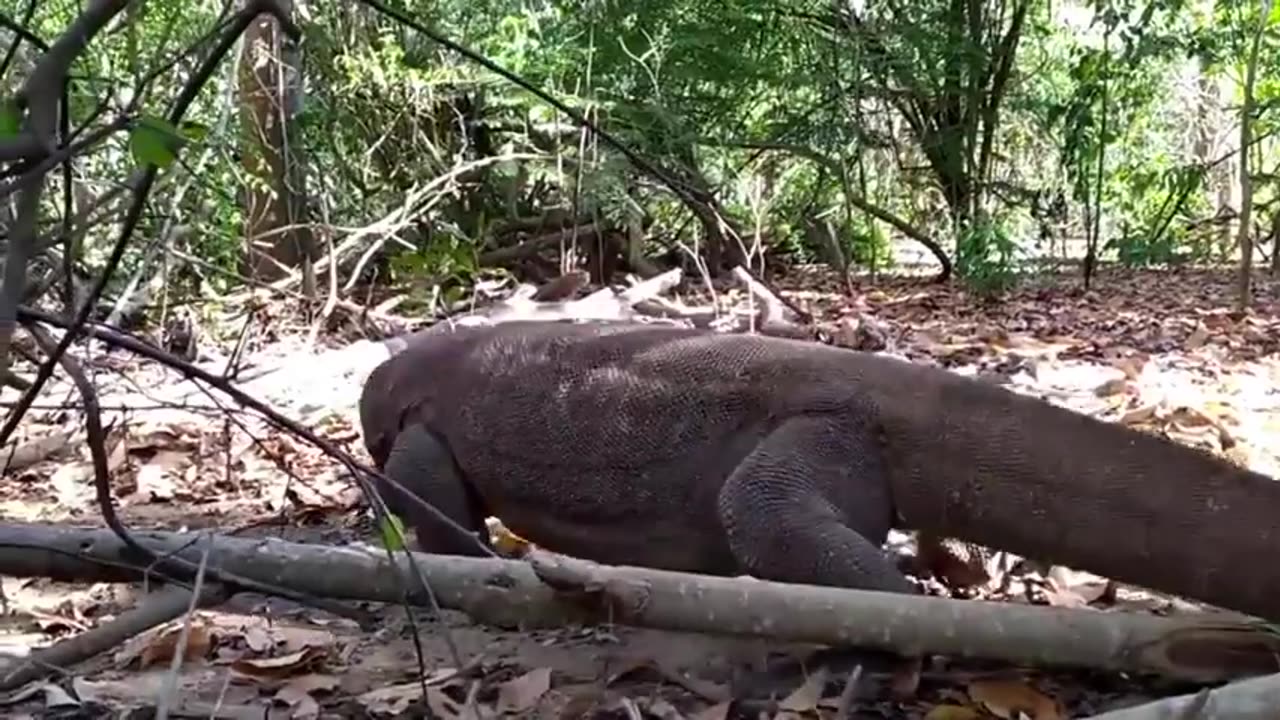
[0,580,229,692]
[0,522,1276,687]
[20,322,371,629]
[1079,670,1280,719]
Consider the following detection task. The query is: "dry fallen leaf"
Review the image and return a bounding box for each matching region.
[606,658,730,703]
[426,686,487,720]
[1041,586,1090,608]
[133,620,211,666]
[691,700,732,720]
[275,683,321,720]
[128,450,188,503]
[488,518,532,556]
[280,674,340,695]
[777,667,829,713]
[1109,355,1148,380]
[1185,324,1210,349]
[128,426,195,453]
[273,625,337,655]
[49,462,94,509]
[1169,406,1217,429]
[496,667,552,713]
[38,684,79,709]
[356,669,461,715]
[1043,567,1113,609]
[230,646,328,680]
[643,697,686,720]
[243,624,274,653]
[1118,403,1158,425]
[968,679,1063,720]
[358,682,425,716]
[1093,376,1128,397]
[274,675,337,720]
[105,433,129,474]
[924,705,983,720]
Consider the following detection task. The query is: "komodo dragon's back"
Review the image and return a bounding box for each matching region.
[359,320,1280,622]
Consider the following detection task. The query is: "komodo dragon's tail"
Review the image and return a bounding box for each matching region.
[879,365,1280,623]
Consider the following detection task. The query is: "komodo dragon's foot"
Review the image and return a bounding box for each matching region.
[714,415,918,595]
[379,423,491,556]
[911,532,994,590]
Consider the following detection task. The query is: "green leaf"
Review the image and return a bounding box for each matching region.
[0,99,21,138]
[179,120,209,142]
[378,512,408,551]
[128,114,186,168]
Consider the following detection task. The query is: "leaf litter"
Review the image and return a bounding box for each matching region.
[0,265,1275,717]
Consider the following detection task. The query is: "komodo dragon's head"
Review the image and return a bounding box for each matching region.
[357,365,395,467]
[356,323,482,466]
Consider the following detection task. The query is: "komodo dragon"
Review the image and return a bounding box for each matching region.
[358,320,1280,622]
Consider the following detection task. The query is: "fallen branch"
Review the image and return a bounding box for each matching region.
[0,425,74,472]
[476,222,602,265]
[1080,670,1280,719]
[0,522,1277,684]
[418,264,815,338]
[0,584,229,692]
[529,269,590,301]
[19,319,364,625]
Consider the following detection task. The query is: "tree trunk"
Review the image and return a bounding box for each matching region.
[1270,208,1279,276]
[1235,0,1269,311]
[237,0,315,287]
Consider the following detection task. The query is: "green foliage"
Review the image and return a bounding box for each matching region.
[281,0,1273,292]
[389,232,480,306]
[1024,0,1277,273]
[955,217,1021,296]
[1108,227,1179,265]
[1106,163,1213,266]
[7,0,240,299]
[13,0,1279,316]
[127,115,206,169]
[847,220,894,269]
[378,513,408,552]
[0,99,20,137]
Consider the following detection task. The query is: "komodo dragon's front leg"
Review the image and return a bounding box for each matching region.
[379,423,492,556]
[716,415,917,594]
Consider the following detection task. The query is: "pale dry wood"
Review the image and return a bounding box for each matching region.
[0,425,75,472]
[1080,670,1280,719]
[0,522,1275,684]
[730,265,798,327]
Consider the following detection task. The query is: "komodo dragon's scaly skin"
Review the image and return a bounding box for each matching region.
[358,320,1280,621]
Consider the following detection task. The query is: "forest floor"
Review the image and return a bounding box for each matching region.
[1,264,1278,719]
